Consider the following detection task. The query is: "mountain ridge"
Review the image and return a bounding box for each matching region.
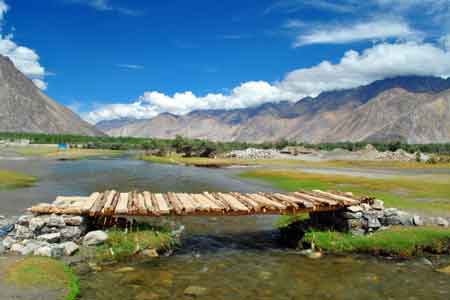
[0,55,103,136]
[100,76,450,143]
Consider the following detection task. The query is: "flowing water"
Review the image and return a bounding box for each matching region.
[1,158,449,300]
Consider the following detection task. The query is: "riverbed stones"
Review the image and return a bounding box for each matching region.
[37,232,61,243]
[83,230,108,246]
[347,205,363,213]
[3,213,88,257]
[184,286,208,297]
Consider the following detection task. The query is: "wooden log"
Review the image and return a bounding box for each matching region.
[167,192,184,214]
[189,193,212,212]
[102,190,117,215]
[136,193,147,215]
[177,193,196,213]
[90,191,108,217]
[294,191,337,206]
[247,193,287,210]
[215,193,249,212]
[115,193,129,215]
[271,193,313,208]
[231,193,262,212]
[192,194,222,212]
[312,190,360,205]
[203,192,229,211]
[154,193,171,215]
[81,192,101,214]
[142,191,155,215]
[262,193,300,209]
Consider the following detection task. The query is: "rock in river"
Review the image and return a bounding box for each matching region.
[184,286,208,297]
[83,230,108,246]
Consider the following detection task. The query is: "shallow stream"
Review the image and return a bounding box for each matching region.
[1,158,449,300]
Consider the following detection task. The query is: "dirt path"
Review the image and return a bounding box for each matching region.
[0,255,62,300]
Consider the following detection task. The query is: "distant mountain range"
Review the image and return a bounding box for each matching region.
[0,55,103,136]
[98,76,450,143]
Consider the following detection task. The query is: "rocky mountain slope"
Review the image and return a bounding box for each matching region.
[0,55,103,136]
[101,76,450,143]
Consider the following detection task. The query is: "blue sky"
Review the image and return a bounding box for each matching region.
[1,0,450,122]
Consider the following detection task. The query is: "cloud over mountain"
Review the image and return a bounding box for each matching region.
[87,39,450,123]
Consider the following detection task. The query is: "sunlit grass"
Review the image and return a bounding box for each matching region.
[14,146,124,160]
[253,159,450,169]
[240,170,450,215]
[0,169,36,189]
[304,227,450,257]
[5,257,80,300]
[95,226,178,262]
[140,154,251,168]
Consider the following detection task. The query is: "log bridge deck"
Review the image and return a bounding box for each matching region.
[30,190,370,217]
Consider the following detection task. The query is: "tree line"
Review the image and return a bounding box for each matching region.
[1,132,449,154]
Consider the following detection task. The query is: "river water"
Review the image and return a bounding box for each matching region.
[1,158,449,300]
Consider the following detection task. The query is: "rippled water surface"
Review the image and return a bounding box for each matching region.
[1,158,449,300]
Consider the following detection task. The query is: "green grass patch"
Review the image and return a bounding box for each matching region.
[253,159,450,169]
[5,257,80,300]
[240,170,450,215]
[14,146,124,160]
[140,154,251,168]
[96,226,178,262]
[0,169,36,189]
[304,227,450,257]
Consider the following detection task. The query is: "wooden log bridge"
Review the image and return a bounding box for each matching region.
[30,190,370,217]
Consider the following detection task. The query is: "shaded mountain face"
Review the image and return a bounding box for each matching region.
[0,55,103,136]
[100,76,450,143]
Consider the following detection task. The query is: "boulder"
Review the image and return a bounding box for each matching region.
[371,199,384,210]
[37,232,61,243]
[83,230,108,246]
[14,225,34,239]
[21,240,46,255]
[342,211,362,219]
[48,215,66,228]
[412,215,424,226]
[61,241,79,256]
[60,226,83,241]
[2,236,16,249]
[10,243,25,254]
[364,216,381,229]
[17,215,32,226]
[361,203,371,211]
[34,244,64,257]
[29,217,47,232]
[347,205,363,213]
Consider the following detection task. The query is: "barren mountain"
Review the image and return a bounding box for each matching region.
[101,76,450,143]
[0,55,103,136]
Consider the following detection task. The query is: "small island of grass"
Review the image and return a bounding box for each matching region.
[4,257,80,300]
[0,169,37,189]
[303,227,450,257]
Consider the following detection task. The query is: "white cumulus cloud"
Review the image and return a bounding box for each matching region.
[86,39,450,123]
[294,20,420,46]
[0,1,48,89]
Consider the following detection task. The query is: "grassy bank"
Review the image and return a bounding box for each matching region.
[140,154,251,168]
[304,227,450,257]
[256,159,450,169]
[5,257,80,300]
[95,227,178,262]
[14,146,124,160]
[0,169,36,189]
[240,170,450,215]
